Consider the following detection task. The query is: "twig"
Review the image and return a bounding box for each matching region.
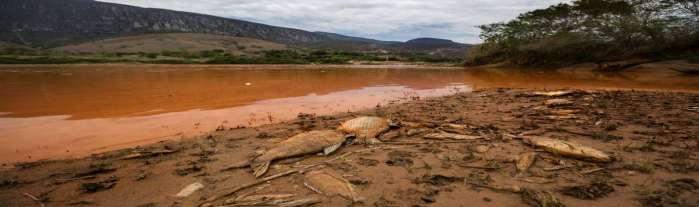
[21,192,45,207]
[380,140,475,145]
[543,165,572,171]
[456,163,501,170]
[471,184,522,194]
[54,175,95,183]
[201,147,381,206]
[202,169,305,207]
[580,167,605,174]
[513,177,555,184]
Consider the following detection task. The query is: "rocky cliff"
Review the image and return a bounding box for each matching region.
[0,0,332,47]
[0,0,470,57]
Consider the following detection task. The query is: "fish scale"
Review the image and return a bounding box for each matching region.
[252,130,345,177]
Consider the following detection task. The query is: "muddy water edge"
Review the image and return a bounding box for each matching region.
[0,64,698,207]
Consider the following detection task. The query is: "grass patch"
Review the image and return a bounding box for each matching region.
[0,49,463,64]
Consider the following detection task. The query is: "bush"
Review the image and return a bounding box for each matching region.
[467,0,699,66]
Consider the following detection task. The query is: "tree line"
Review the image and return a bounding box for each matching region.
[467,0,698,66]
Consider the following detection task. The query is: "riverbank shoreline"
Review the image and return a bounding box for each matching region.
[1,88,697,207]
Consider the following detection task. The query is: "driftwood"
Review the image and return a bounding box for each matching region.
[381,140,479,145]
[423,132,483,140]
[201,147,381,206]
[580,167,605,175]
[218,197,322,207]
[54,175,96,184]
[21,192,45,207]
[119,149,179,160]
[456,163,502,170]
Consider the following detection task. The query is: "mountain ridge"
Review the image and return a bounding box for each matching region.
[0,0,470,57]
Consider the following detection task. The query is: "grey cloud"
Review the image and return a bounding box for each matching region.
[98,0,569,43]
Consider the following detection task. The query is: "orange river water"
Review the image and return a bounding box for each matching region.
[0,64,697,164]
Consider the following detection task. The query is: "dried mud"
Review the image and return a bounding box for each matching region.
[1,88,698,207]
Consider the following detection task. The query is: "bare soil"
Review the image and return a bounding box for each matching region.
[1,88,697,207]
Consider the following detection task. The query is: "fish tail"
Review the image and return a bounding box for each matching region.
[253,161,271,178]
[323,142,343,155]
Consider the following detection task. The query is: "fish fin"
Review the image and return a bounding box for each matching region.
[252,161,271,178]
[303,182,322,194]
[323,143,343,155]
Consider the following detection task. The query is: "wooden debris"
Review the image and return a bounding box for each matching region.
[275,197,322,207]
[457,163,502,170]
[424,131,482,140]
[119,149,178,160]
[202,147,381,206]
[175,182,205,198]
[54,175,96,184]
[379,140,481,145]
[304,171,362,202]
[224,193,295,205]
[22,192,45,207]
[580,167,605,175]
[522,136,612,162]
[544,99,574,107]
[532,91,574,97]
[219,197,321,207]
[543,165,572,171]
[514,177,555,184]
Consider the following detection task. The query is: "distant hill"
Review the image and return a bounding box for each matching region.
[53,33,287,56]
[392,38,471,57]
[0,0,470,57]
[0,0,336,48]
[0,41,37,53]
[406,38,458,45]
[313,32,400,45]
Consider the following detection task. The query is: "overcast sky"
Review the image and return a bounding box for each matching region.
[98,0,569,44]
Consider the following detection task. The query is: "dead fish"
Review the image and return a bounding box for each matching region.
[251,130,345,177]
[532,91,574,97]
[522,136,612,162]
[338,116,390,144]
[545,99,574,107]
[225,193,296,205]
[304,171,362,202]
[424,131,482,140]
[516,152,537,174]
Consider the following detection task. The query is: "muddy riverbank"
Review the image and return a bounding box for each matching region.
[2,62,699,164]
[1,88,697,207]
